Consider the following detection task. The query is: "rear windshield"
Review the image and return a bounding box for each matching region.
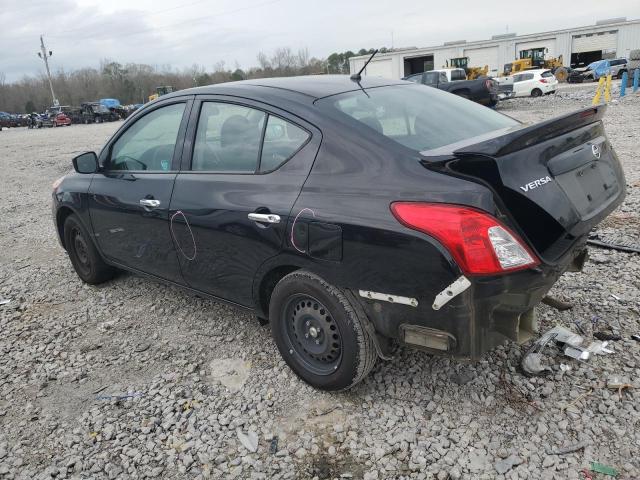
[317,84,518,151]
[541,70,554,78]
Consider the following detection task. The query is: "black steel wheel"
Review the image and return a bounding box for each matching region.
[282,294,343,376]
[269,270,377,391]
[63,214,116,284]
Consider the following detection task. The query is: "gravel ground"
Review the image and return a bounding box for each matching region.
[0,90,639,480]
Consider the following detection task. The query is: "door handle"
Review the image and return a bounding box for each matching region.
[248,213,280,224]
[139,199,161,208]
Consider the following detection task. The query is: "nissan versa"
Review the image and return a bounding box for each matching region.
[52,76,625,391]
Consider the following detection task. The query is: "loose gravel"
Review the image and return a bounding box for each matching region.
[0,88,639,480]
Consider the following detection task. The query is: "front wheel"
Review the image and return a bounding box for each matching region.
[269,271,377,391]
[63,215,116,284]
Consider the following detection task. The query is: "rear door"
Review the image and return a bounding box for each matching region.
[169,96,321,306]
[89,98,192,283]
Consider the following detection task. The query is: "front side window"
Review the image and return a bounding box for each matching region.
[109,103,185,171]
[192,102,265,172]
[260,116,309,172]
[318,84,518,152]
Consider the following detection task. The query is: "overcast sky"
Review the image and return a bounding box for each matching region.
[1,0,639,82]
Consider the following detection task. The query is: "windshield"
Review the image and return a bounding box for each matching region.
[317,84,518,152]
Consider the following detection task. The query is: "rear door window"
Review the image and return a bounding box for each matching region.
[259,116,309,172]
[192,102,265,172]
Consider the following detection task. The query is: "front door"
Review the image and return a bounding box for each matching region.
[169,97,319,306]
[89,99,191,283]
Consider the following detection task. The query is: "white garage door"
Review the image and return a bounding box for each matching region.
[572,30,617,53]
[516,38,557,57]
[364,58,393,78]
[464,46,499,75]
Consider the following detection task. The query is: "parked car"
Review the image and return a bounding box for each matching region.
[403,68,499,106]
[52,112,72,127]
[510,69,558,97]
[80,102,119,123]
[608,58,628,79]
[568,59,611,83]
[0,112,10,130]
[52,76,625,391]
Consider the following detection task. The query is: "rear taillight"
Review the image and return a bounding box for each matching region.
[540,78,549,83]
[390,202,539,275]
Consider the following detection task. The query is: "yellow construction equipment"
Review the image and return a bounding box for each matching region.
[446,57,489,80]
[503,48,568,81]
[148,86,175,102]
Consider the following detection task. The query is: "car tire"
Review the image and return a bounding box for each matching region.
[617,70,626,80]
[63,214,116,284]
[269,270,377,391]
[531,88,543,97]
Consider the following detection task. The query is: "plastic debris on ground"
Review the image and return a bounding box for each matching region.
[590,461,618,477]
[0,298,10,305]
[522,323,619,375]
[269,436,279,454]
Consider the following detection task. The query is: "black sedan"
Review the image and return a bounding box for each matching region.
[52,76,625,391]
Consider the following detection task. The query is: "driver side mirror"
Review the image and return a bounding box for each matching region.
[73,151,99,174]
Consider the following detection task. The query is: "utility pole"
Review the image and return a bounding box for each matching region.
[37,35,58,107]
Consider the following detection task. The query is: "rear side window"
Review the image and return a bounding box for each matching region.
[451,69,466,81]
[192,102,265,172]
[522,73,534,81]
[318,84,518,152]
[260,116,309,172]
[110,103,185,171]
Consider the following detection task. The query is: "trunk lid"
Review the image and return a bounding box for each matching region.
[421,105,626,260]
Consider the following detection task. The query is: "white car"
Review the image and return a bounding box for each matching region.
[511,69,558,97]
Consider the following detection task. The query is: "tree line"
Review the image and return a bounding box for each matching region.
[0,47,387,113]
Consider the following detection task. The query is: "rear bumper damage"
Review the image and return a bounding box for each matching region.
[355,240,589,360]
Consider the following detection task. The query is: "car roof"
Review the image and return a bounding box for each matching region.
[168,75,406,100]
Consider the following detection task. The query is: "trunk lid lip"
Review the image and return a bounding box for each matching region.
[419,105,607,159]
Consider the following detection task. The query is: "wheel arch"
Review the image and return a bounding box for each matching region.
[56,206,76,250]
[254,263,301,319]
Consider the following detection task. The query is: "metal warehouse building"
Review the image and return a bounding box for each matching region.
[349,17,640,78]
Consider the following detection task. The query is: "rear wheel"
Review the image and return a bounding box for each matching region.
[269,271,377,391]
[63,215,115,284]
[531,88,542,97]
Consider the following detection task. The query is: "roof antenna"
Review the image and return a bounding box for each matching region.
[350,49,379,81]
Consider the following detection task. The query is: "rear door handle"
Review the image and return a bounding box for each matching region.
[248,213,280,224]
[139,199,161,208]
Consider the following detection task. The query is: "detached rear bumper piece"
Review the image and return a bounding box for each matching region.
[355,241,588,360]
